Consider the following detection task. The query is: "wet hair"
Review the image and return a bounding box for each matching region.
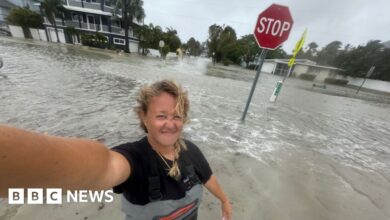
[134,79,189,178]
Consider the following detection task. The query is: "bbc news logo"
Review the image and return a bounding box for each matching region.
[8,188,114,204]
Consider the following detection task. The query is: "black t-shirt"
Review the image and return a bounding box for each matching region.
[111,137,212,205]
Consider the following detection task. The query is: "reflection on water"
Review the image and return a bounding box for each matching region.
[1,37,390,181]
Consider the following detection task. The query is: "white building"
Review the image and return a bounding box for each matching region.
[261,59,345,83]
[40,0,143,52]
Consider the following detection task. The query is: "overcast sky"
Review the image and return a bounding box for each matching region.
[143,0,390,53]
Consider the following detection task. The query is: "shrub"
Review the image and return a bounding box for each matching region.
[324,78,349,85]
[81,34,95,46]
[6,7,43,38]
[248,64,257,70]
[222,58,232,66]
[6,7,43,28]
[299,73,316,81]
[64,26,79,36]
[160,45,170,58]
[81,33,108,49]
[95,32,108,48]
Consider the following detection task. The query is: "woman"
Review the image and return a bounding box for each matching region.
[0,80,232,220]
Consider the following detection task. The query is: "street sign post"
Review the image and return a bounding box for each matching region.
[241,4,293,121]
[159,40,165,58]
[270,29,307,103]
[253,4,294,50]
[356,66,375,94]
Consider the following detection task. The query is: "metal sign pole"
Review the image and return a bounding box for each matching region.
[269,64,293,103]
[241,49,268,121]
[356,66,375,94]
[282,65,293,82]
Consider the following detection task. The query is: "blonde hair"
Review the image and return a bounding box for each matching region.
[134,80,189,178]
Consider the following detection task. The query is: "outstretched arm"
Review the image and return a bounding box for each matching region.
[0,124,130,197]
[204,175,233,220]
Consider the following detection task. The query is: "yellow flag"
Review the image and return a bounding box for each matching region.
[288,57,295,67]
[292,29,307,57]
[288,29,307,67]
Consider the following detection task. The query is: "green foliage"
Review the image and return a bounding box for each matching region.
[324,78,349,85]
[297,42,318,60]
[164,27,181,52]
[299,73,316,81]
[266,47,287,59]
[113,0,145,53]
[137,24,182,56]
[64,26,79,35]
[186,37,201,56]
[334,40,390,81]
[317,41,342,65]
[207,24,237,63]
[222,58,233,66]
[81,33,108,49]
[81,34,94,46]
[207,24,288,66]
[137,23,162,51]
[160,45,170,58]
[234,35,259,67]
[41,0,64,43]
[41,0,64,25]
[6,7,43,28]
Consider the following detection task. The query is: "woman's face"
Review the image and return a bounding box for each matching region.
[142,92,184,149]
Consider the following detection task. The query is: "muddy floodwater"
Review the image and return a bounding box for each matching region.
[1,37,390,220]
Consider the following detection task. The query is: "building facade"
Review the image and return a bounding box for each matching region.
[0,0,17,24]
[259,59,345,83]
[42,0,143,52]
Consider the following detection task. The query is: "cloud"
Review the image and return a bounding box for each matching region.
[144,0,390,52]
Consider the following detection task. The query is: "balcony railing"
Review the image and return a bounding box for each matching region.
[44,18,136,38]
[67,0,114,12]
[68,0,82,7]
[83,2,100,10]
[64,20,79,27]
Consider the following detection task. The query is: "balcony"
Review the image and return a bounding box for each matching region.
[67,0,114,12]
[44,18,136,38]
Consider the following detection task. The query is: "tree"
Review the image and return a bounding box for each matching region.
[137,24,153,54]
[297,41,318,60]
[163,27,181,53]
[334,40,390,81]
[317,41,342,65]
[137,23,182,57]
[234,35,258,67]
[41,0,64,43]
[306,42,318,58]
[6,7,43,39]
[114,0,145,53]
[186,37,201,56]
[266,47,287,59]
[207,24,237,63]
[219,26,237,63]
[207,24,223,61]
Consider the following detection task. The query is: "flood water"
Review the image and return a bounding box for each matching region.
[1,37,390,219]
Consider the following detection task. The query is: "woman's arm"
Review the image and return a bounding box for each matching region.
[204,174,233,220]
[0,124,130,197]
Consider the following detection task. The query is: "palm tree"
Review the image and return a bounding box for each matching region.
[41,0,64,43]
[114,0,145,53]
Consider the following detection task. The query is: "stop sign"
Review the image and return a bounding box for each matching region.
[253,4,293,50]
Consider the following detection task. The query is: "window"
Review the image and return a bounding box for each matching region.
[113,38,125,45]
[71,13,79,22]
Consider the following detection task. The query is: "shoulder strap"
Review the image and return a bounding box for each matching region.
[179,148,201,185]
[139,138,163,202]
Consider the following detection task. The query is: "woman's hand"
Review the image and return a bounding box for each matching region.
[221,199,232,220]
[204,175,232,220]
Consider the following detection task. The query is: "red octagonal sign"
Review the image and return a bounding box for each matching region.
[253,4,293,50]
